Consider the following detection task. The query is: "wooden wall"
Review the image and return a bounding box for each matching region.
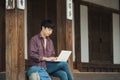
[27,0,73,71]
[1,0,119,74]
[0,0,5,72]
[27,0,73,55]
[4,0,73,80]
[73,0,120,72]
[27,0,57,53]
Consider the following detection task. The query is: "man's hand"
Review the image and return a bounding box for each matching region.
[42,57,57,61]
[49,57,57,61]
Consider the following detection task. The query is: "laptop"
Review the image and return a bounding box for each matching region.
[54,50,72,62]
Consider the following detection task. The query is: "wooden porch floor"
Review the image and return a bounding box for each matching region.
[0,71,120,80]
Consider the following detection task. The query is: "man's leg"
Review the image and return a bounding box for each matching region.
[29,72,40,80]
[52,70,68,80]
[46,61,73,80]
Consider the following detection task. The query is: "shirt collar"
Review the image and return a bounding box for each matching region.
[38,33,49,40]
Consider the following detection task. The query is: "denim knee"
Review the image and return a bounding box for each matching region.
[53,70,68,80]
[59,71,68,80]
[59,62,68,68]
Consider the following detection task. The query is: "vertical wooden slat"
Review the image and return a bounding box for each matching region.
[57,0,73,73]
[6,10,16,80]
[57,0,66,53]
[0,0,5,72]
[17,10,25,80]
[66,20,73,72]
[6,9,25,80]
[73,0,81,71]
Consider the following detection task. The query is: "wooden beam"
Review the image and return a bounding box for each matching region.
[57,0,66,53]
[73,0,82,71]
[0,0,5,72]
[80,1,120,14]
[6,9,25,80]
[57,0,73,73]
[66,20,73,72]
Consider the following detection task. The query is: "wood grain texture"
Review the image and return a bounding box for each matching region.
[6,9,25,80]
[66,20,74,73]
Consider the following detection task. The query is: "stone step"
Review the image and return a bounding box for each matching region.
[74,72,120,80]
[1,72,120,80]
[51,76,60,80]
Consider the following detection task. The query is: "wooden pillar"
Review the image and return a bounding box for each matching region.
[57,0,73,73]
[73,0,82,71]
[57,0,66,53]
[6,8,25,80]
[66,20,74,72]
[0,0,5,72]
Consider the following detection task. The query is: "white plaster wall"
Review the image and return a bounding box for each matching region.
[24,0,28,59]
[113,13,120,64]
[83,0,119,10]
[80,5,89,62]
[72,3,75,61]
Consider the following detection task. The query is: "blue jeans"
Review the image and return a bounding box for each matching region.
[46,61,73,80]
[26,66,51,80]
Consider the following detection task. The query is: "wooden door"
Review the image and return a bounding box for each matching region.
[88,7,113,64]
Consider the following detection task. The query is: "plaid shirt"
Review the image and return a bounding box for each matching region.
[28,33,55,69]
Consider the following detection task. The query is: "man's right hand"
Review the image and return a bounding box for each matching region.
[42,57,57,61]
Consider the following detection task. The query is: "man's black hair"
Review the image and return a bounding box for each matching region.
[41,20,55,29]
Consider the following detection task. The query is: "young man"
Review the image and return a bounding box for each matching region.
[28,20,73,80]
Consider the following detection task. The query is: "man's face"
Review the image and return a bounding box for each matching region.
[42,27,53,37]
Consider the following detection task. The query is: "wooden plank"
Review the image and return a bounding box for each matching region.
[73,0,82,71]
[6,9,25,80]
[0,0,5,72]
[17,10,25,80]
[57,0,74,74]
[56,0,66,54]
[6,10,16,80]
[66,20,74,72]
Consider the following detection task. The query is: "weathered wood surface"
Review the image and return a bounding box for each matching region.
[66,20,73,73]
[6,9,25,80]
[57,0,73,73]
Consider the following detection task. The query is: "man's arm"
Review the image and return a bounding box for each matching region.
[29,38,42,62]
